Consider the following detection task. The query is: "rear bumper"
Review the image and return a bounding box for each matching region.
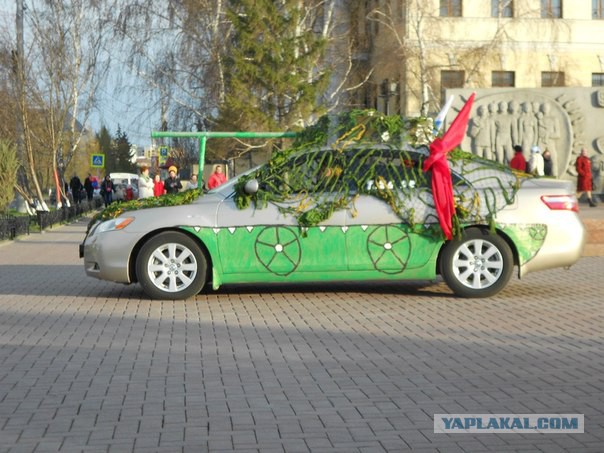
[520,214,586,276]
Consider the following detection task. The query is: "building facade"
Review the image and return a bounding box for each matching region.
[352,0,604,115]
[346,0,604,190]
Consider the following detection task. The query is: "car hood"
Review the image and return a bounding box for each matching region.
[95,192,228,234]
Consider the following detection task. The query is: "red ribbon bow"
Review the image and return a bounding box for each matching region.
[423,93,475,240]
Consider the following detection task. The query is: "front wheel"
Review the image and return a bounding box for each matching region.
[136,231,207,300]
[440,228,514,298]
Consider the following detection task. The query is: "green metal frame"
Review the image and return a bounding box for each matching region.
[151,131,297,188]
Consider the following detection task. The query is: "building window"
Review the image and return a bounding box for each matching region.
[593,73,604,86]
[441,70,464,103]
[492,71,515,87]
[492,0,513,17]
[594,0,604,19]
[440,0,462,17]
[541,0,562,18]
[541,71,565,86]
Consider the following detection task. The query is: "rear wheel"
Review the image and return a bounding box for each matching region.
[440,228,513,298]
[136,231,207,300]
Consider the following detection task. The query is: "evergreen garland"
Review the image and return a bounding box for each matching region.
[87,109,527,241]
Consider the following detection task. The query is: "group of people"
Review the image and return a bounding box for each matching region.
[102,163,226,207]
[509,145,598,207]
[509,145,553,177]
[67,173,98,204]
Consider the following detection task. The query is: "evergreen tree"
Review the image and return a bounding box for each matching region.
[112,126,137,173]
[96,125,136,174]
[96,126,113,175]
[219,0,330,133]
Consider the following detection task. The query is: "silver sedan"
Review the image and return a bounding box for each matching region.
[81,145,585,300]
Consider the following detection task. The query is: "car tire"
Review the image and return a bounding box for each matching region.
[136,231,207,300]
[440,228,513,298]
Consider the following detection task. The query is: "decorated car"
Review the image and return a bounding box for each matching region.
[80,99,585,299]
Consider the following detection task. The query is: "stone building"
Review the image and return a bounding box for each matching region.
[345,0,604,190]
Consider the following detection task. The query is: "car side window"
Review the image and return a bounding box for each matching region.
[352,148,429,194]
[260,150,345,196]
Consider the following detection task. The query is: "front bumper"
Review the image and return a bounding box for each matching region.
[81,230,136,284]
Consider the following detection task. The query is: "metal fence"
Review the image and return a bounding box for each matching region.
[0,214,30,241]
[1,198,103,241]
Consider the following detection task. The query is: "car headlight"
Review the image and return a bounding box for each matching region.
[96,217,135,233]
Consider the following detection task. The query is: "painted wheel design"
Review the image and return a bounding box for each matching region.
[440,228,513,298]
[254,227,301,276]
[366,225,411,274]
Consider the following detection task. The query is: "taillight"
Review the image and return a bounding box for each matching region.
[541,195,578,212]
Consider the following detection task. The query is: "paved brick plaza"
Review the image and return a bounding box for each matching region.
[0,218,602,452]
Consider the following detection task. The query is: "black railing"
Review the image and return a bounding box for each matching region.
[1,198,103,241]
[0,214,30,241]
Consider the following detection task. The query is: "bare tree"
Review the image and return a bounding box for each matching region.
[0,0,113,209]
[366,0,524,116]
[113,0,360,140]
[25,0,113,207]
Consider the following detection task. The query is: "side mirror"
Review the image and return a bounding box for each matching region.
[244,179,259,194]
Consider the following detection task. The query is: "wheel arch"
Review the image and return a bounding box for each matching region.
[128,227,214,285]
[435,224,520,276]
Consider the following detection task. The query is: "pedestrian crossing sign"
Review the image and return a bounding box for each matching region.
[159,146,168,165]
[91,154,105,168]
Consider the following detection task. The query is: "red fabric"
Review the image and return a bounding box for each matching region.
[423,93,475,240]
[153,180,165,197]
[575,155,592,191]
[510,153,527,172]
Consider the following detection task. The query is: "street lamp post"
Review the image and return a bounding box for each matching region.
[380,78,399,115]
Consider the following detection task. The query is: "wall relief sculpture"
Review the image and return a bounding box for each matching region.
[447,88,604,193]
[463,92,571,177]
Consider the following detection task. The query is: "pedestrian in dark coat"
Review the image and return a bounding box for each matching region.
[84,174,94,201]
[164,165,182,194]
[70,175,83,204]
[100,175,115,207]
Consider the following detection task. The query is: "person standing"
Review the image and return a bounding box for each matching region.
[186,174,199,190]
[164,166,182,194]
[207,164,227,189]
[576,148,597,207]
[138,166,154,198]
[509,145,527,172]
[100,175,115,207]
[542,150,554,177]
[84,173,94,202]
[69,174,83,204]
[528,146,544,176]
[153,174,165,197]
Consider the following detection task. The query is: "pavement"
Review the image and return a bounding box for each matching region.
[0,210,602,452]
[577,201,604,256]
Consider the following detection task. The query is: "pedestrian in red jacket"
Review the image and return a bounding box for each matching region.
[207,164,228,189]
[576,148,597,207]
[509,145,527,172]
[153,174,165,197]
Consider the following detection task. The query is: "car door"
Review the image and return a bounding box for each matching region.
[214,150,348,277]
[344,147,442,274]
